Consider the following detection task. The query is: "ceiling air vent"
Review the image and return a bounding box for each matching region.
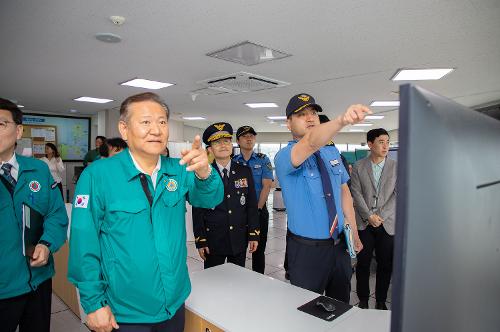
[196,72,290,93]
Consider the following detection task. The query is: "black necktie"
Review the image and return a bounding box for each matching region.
[222,168,229,189]
[139,173,153,207]
[1,163,17,196]
[313,151,338,239]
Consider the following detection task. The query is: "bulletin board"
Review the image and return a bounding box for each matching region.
[21,124,57,158]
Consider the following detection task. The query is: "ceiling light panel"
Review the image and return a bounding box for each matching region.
[182,117,206,120]
[267,116,287,120]
[74,97,113,104]
[121,78,174,90]
[391,68,454,81]
[207,41,291,66]
[370,101,400,107]
[365,115,385,120]
[245,103,278,108]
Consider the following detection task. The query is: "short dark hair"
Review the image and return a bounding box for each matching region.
[0,98,23,125]
[99,142,109,157]
[96,136,106,142]
[45,143,60,158]
[367,128,389,143]
[106,137,128,150]
[119,92,169,122]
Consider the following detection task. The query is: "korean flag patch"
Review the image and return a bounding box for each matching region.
[74,195,89,208]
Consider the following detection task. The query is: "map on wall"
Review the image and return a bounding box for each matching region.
[23,114,90,161]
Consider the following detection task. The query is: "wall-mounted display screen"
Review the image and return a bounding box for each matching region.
[22,113,91,161]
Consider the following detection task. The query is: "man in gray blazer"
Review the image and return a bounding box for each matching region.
[350,128,397,310]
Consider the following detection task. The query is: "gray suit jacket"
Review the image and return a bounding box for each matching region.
[350,157,397,235]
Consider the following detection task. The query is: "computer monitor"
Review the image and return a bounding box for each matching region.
[392,84,500,332]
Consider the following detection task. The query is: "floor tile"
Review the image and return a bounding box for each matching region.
[50,309,89,332]
[51,294,69,314]
[264,250,286,269]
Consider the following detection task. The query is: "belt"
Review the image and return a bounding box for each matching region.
[287,230,344,247]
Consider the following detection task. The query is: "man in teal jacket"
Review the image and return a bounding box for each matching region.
[68,92,223,332]
[0,98,68,332]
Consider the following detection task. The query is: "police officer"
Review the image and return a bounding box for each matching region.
[193,122,260,269]
[233,126,273,274]
[274,93,370,303]
[68,92,223,332]
[0,98,68,332]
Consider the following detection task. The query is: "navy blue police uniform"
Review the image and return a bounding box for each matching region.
[192,123,260,269]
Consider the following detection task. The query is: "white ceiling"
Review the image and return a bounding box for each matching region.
[1,0,499,133]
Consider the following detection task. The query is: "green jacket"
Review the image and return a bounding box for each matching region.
[0,154,68,299]
[68,149,223,323]
[83,148,100,167]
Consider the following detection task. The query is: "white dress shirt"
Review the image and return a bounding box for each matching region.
[0,153,19,181]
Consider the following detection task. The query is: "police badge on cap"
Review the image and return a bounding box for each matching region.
[285,93,323,117]
[202,122,234,145]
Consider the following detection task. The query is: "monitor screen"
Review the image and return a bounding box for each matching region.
[392,84,500,332]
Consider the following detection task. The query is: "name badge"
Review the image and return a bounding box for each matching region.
[254,164,261,169]
[329,159,340,167]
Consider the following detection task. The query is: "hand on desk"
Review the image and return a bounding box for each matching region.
[198,247,210,261]
[87,305,119,332]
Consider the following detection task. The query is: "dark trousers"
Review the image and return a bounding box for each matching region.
[252,205,269,274]
[114,304,185,332]
[204,251,246,269]
[356,225,394,302]
[287,232,352,303]
[0,278,52,332]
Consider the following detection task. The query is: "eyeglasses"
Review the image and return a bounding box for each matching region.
[0,120,17,131]
[211,139,232,146]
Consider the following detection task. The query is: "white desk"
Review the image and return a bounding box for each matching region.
[186,264,390,332]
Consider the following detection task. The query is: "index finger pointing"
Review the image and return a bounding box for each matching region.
[191,135,201,150]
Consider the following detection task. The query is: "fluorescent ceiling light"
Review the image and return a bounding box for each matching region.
[267,116,287,120]
[182,116,206,120]
[365,115,385,120]
[353,123,374,127]
[69,109,78,113]
[370,101,400,107]
[17,104,24,108]
[391,68,454,81]
[121,78,174,90]
[349,129,365,132]
[245,103,278,108]
[74,97,113,104]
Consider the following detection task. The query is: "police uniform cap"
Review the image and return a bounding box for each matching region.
[236,126,257,139]
[286,93,323,117]
[203,122,233,145]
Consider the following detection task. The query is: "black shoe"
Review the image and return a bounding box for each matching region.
[358,299,369,309]
[375,301,388,310]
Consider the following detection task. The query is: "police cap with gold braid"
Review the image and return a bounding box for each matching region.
[202,122,233,145]
[286,93,323,117]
